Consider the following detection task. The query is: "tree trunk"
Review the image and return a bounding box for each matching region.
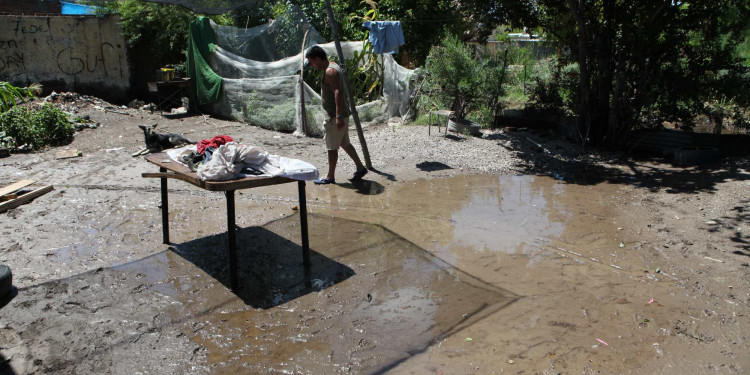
[607,50,626,144]
[567,0,593,148]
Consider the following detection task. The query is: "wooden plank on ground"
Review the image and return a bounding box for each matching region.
[55,149,82,159]
[0,185,53,213]
[0,193,19,202]
[0,180,35,197]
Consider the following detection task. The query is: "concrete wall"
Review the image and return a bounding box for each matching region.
[0,14,130,102]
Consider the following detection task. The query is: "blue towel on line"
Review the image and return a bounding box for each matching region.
[362,21,405,54]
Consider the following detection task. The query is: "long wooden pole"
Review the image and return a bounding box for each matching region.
[300,30,309,136]
[323,0,372,169]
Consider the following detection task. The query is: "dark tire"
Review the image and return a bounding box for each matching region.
[0,262,12,299]
[447,118,482,136]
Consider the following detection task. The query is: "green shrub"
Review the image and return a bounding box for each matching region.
[423,35,486,119]
[33,104,74,146]
[0,106,34,147]
[528,59,579,115]
[0,104,74,150]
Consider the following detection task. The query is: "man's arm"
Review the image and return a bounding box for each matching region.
[326,67,346,128]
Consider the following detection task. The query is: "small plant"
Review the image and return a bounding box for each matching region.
[33,103,75,146]
[0,131,14,149]
[0,106,34,147]
[0,103,74,150]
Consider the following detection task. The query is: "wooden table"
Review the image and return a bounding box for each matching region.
[142,152,310,291]
[146,78,193,114]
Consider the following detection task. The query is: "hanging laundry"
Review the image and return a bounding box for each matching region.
[362,21,405,54]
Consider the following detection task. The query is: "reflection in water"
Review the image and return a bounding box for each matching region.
[337,179,386,195]
[317,174,634,273]
[440,175,566,258]
[319,175,571,268]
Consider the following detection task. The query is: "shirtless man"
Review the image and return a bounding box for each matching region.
[305,45,367,184]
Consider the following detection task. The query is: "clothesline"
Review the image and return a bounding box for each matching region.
[401,18,466,23]
[360,18,466,24]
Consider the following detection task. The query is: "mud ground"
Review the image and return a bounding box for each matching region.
[0,98,748,374]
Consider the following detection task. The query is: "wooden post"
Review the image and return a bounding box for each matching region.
[300,30,309,136]
[323,0,373,169]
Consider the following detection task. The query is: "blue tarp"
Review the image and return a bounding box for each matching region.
[61,2,98,15]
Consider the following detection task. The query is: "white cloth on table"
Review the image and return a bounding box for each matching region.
[166,144,198,168]
[181,142,318,181]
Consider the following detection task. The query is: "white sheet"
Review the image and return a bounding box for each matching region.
[166,143,318,182]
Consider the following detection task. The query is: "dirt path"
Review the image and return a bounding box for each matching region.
[0,100,748,374]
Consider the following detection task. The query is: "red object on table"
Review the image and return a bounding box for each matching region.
[197,135,234,154]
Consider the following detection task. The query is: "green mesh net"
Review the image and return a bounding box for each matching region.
[182,5,417,135]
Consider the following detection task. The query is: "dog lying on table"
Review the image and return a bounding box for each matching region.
[132,124,193,156]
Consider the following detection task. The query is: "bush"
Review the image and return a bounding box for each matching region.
[0,106,33,147]
[33,104,74,146]
[528,59,578,115]
[0,104,74,150]
[423,35,487,119]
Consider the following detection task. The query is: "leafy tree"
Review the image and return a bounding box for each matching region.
[224,0,275,27]
[100,0,195,67]
[520,0,750,147]
[294,0,514,65]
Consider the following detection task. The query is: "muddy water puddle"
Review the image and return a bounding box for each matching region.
[4,174,742,374]
[108,214,515,374]
[117,175,723,373]
[116,174,698,373]
[306,175,739,373]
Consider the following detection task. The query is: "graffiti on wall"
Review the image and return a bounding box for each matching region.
[56,42,124,77]
[0,39,23,72]
[0,16,128,88]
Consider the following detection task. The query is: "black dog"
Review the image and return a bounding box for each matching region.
[138,124,193,154]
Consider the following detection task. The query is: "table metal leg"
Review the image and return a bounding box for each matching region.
[226,190,238,291]
[428,111,432,135]
[298,181,312,289]
[159,167,169,244]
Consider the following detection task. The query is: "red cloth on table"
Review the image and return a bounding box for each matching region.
[197,135,234,154]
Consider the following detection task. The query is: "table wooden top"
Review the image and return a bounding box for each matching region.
[430,109,453,116]
[143,152,297,191]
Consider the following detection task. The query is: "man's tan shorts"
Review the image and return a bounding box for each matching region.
[324,117,350,150]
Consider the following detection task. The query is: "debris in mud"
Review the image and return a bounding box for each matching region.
[128,99,145,109]
[703,256,724,263]
[673,320,716,343]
